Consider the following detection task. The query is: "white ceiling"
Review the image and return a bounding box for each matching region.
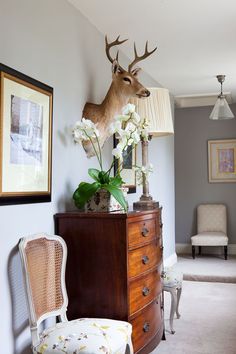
[68,0,236,103]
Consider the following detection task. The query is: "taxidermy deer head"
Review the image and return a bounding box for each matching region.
[82,35,157,157]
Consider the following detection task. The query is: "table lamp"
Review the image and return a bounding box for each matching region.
[130,87,174,210]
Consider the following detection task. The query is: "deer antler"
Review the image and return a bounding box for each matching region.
[128,41,157,72]
[105,35,128,70]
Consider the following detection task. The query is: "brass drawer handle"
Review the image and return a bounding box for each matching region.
[142,255,149,265]
[143,322,150,333]
[141,227,149,237]
[142,287,150,296]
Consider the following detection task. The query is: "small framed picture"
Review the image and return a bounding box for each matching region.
[113,135,136,193]
[0,63,53,205]
[208,139,236,183]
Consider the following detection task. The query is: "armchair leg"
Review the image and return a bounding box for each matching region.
[192,246,195,259]
[199,246,202,255]
[224,246,228,260]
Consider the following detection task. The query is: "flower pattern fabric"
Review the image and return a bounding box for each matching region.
[34,318,132,354]
[163,267,183,288]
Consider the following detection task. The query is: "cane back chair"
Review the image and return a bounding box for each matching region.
[19,233,133,354]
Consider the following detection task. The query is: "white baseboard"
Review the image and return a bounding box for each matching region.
[176,243,236,255]
[164,252,178,267]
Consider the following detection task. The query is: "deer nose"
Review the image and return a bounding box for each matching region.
[145,90,150,97]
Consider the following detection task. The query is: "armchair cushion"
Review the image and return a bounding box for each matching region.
[35,318,132,354]
[191,232,228,246]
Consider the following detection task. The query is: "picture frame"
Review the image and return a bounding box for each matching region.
[0,63,53,205]
[113,135,137,193]
[208,139,236,183]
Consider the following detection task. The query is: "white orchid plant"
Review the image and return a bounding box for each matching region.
[72,103,152,211]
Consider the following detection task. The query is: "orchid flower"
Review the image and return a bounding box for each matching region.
[135,163,154,186]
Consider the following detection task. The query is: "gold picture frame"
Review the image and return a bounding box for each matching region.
[0,64,53,205]
[208,139,236,183]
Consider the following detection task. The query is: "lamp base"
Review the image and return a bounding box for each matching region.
[133,196,159,211]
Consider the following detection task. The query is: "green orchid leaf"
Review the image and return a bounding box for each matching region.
[88,168,100,182]
[103,184,128,211]
[109,175,123,187]
[73,181,100,208]
[98,171,110,184]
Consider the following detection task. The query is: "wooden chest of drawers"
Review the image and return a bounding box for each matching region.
[54,209,164,354]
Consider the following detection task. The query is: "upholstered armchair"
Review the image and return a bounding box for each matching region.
[191,204,228,260]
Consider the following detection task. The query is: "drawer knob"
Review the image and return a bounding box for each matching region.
[143,322,150,333]
[161,270,166,279]
[142,255,149,265]
[141,227,149,237]
[142,287,150,296]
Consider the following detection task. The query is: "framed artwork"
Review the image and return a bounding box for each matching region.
[0,63,53,205]
[208,139,236,183]
[113,135,136,193]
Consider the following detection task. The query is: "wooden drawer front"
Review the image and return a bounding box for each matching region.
[128,242,161,279]
[128,217,158,248]
[130,299,161,353]
[129,269,161,315]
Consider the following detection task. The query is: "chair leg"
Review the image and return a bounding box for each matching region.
[162,327,166,340]
[169,287,177,334]
[198,246,202,255]
[224,246,228,260]
[192,246,195,259]
[176,287,182,319]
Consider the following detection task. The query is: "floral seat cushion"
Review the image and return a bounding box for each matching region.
[163,268,183,288]
[35,318,132,354]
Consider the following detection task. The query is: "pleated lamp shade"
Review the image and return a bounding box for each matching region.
[130,87,174,136]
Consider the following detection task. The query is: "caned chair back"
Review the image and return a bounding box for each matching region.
[197,204,227,234]
[19,234,68,344]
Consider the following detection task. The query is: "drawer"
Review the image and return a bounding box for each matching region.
[128,241,161,278]
[130,299,162,353]
[129,269,162,315]
[128,217,158,248]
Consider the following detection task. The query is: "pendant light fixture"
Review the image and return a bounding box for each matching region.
[209,75,234,120]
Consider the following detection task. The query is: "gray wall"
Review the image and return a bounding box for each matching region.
[0,0,175,353]
[175,104,236,244]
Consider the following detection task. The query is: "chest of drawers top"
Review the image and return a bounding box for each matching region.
[55,209,161,245]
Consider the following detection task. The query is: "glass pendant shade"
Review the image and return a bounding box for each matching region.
[209,95,234,120]
[209,75,235,120]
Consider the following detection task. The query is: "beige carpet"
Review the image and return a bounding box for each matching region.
[152,280,236,354]
[174,255,236,283]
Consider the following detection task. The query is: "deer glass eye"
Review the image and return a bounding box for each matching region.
[123,77,131,84]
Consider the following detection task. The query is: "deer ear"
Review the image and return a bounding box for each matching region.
[131,67,142,77]
[112,60,124,74]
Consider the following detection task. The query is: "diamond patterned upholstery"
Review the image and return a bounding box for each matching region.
[197,204,227,234]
